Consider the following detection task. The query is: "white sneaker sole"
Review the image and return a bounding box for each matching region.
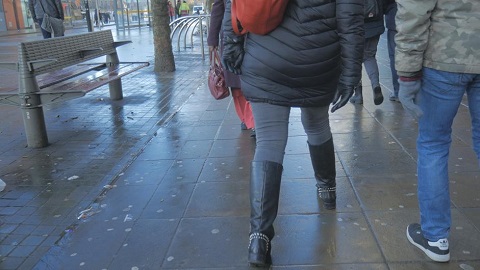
[406,227,450,262]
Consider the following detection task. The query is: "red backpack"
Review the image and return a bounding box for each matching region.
[231,0,290,35]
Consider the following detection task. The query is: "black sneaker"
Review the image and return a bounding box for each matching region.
[406,223,450,262]
[373,86,384,105]
[389,92,399,102]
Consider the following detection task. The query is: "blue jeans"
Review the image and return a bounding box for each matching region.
[387,30,399,95]
[417,67,480,241]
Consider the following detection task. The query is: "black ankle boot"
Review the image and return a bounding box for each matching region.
[248,232,271,267]
[248,161,283,267]
[317,185,336,210]
[308,138,336,209]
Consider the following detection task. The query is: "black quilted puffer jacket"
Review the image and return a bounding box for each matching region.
[223,0,364,107]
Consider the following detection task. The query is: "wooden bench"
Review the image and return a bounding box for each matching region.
[0,30,149,148]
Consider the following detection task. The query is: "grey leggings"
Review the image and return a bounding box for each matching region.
[251,102,332,164]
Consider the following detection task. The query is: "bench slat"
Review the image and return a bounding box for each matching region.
[37,64,106,89]
[38,62,149,104]
[27,59,57,72]
[79,47,104,58]
[113,41,132,48]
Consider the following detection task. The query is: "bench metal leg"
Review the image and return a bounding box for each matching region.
[109,79,123,100]
[107,52,123,100]
[22,106,49,148]
[19,74,49,148]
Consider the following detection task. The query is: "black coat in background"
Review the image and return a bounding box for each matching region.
[364,0,387,39]
[223,0,364,107]
[384,0,397,31]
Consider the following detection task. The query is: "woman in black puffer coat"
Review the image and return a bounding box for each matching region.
[222,0,364,267]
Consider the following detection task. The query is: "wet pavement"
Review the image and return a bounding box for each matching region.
[0,25,479,270]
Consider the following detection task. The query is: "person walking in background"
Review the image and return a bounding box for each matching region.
[167,1,175,22]
[103,11,111,24]
[28,0,64,39]
[350,0,385,105]
[207,0,255,137]
[395,0,480,263]
[175,0,181,18]
[222,0,364,267]
[384,0,399,102]
[93,9,100,26]
[178,0,190,17]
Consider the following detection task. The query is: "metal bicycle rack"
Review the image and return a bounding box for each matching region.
[170,15,210,59]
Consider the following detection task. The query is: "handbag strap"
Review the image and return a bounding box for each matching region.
[209,49,215,67]
[210,49,222,68]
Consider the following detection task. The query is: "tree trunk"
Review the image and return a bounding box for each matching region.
[152,0,176,72]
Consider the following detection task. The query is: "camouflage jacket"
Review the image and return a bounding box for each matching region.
[395,0,480,77]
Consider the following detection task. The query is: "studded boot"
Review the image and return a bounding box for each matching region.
[248,161,283,267]
[308,138,336,209]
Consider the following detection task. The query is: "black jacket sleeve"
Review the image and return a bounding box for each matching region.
[221,0,235,35]
[336,0,365,87]
[221,0,245,74]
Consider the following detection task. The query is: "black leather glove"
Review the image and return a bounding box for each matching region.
[330,83,355,113]
[222,33,244,75]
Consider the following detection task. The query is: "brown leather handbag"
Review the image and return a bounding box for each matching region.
[208,50,230,100]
